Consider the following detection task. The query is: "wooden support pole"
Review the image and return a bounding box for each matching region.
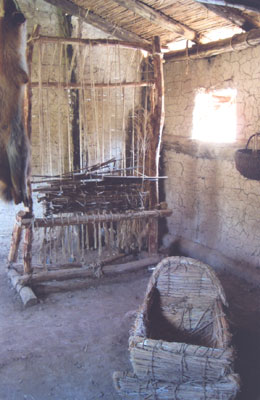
[150,36,165,206]
[21,27,40,274]
[7,268,37,307]
[18,255,161,285]
[24,26,40,213]
[148,36,165,254]
[23,224,33,274]
[8,224,23,263]
[8,211,25,263]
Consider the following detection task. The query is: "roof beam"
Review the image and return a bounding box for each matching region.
[43,0,149,45]
[201,3,259,31]
[165,28,260,61]
[111,0,200,42]
[195,0,260,13]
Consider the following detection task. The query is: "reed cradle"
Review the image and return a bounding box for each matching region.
[113,256,240,399]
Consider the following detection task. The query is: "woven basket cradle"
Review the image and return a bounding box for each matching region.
[113,256,240,400]
[235,133,260,180]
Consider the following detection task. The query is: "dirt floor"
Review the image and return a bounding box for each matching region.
[0,244,260,399]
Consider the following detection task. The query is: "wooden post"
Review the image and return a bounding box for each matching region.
[23,219,33,274]
[24,25,40,212]
[22,26,40,274]
[148,36,165,254]
[8,211,25,263]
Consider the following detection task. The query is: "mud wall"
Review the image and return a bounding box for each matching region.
[163,45,260,281]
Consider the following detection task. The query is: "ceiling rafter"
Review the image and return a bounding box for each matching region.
[111,0,200,42]
[43,0,149,45]
[202,3,259,31]
[165,27,260,61]
[195,0,260,13]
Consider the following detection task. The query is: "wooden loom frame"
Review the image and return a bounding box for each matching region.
[7,34,169,306]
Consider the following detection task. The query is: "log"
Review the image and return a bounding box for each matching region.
[31,81,155,89]
[33,262,150,295]
[42,0,150,45]
[7,268,38,307]
[19,209,172,228]
[36,36,153,53]
[165,28,260,61]
[112,0,199,42]
[18,255,161,285]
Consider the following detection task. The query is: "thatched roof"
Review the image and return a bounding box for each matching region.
[45,0,260,50]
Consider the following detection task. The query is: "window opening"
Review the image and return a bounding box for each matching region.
[192,88,237,143]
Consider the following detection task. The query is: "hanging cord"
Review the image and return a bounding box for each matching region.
[185,40,190,75]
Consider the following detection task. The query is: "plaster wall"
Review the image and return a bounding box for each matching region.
[163,45,260,280]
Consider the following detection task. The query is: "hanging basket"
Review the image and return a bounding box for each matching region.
[235,133,260,180]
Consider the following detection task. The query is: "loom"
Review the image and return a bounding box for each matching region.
[8,31,171,305]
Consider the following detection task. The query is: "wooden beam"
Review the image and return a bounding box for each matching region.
[112,0,199,42]
[43,0,149,45]
[165,28,260,61]
[195,0,260,13]
[18,256,162,285]
[31,81,155,89]
[36,36,153,53]
[19,209,172,228]
[201,4,259,31]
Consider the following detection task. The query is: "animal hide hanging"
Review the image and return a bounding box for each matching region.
[0,0,30,205]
